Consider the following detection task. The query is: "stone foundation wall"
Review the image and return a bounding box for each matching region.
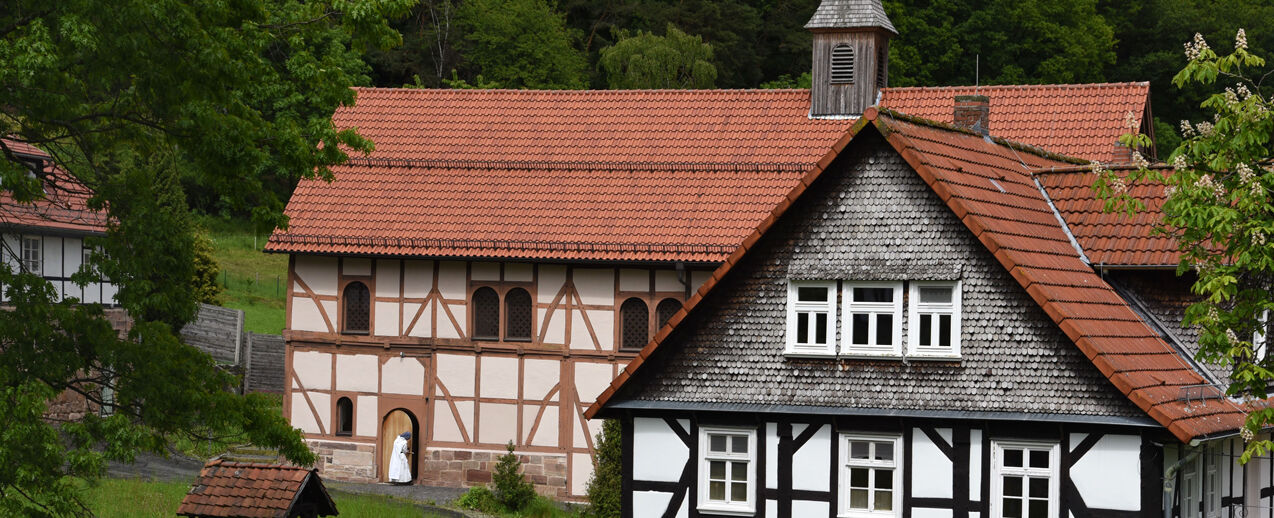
[420,448,571,499]
[308,439,377,482]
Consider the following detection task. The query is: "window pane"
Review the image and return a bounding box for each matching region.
[1004,448,1023,467]
[815,313,828,344]
[732,436,748,454]
[919,314,932,346]
[1029,477,1048,498]
[850,489,869,509]
[939,314,952,347]
[731,462,747,480]
[852,313,870,344]
[854,287,892,303]
[799,286,828,302]
[875,442,894,461]
[710,435,727,453]
[797,313,809,343]
[1003,498,1022,518]
[710,461,725,479]
[875,469,893,489]
[1029,450,1049,469]
[875,490,893,511]
[1028,500,1048,518]
[851,440,871,460]
[1004,476,1023,496]
[850,467,869,487]
[709,481,726,501]
[920,286,952,303]
[731,482,747,502]
[876,314,893,345]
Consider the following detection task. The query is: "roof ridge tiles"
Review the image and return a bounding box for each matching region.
[875,108,1090,166]
[882,81,1149,92]
[341,157,814,173]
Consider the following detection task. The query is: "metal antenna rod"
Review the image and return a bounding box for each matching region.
[975,54,980,95]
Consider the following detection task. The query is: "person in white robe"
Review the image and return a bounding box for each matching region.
[388,431,412,484]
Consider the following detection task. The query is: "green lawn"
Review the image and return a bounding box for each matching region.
[198,216,288,334]
[85,477,452,517]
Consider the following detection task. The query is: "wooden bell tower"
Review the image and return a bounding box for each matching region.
[807,0,897,118]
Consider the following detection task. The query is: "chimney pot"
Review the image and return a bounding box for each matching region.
[953,95,990,135]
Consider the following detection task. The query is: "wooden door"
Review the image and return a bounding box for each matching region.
[379,410,415,482]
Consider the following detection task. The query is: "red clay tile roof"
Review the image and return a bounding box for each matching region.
[268,88,854,261]
[879,82,1151,163]
[177,459,333,518]
[0,139,107,234]
[1036,166,1180,267]
[587,108,1244,443]
[269,84,1151,262]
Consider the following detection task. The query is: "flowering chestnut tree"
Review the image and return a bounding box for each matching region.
[1097,29,1274,459]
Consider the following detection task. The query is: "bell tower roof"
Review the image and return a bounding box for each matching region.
[804,0,897,34]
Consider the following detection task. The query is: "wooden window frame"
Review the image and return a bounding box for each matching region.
[786,280,838,356]
[698,426,756,516]
[340,280,372,335]
[841,282,903,357]
[839,433,903,518]
[907,281,962,359]
[619,297,650,350]
[990,440,1059,518]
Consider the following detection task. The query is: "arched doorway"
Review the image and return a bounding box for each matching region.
[379,409,419,482]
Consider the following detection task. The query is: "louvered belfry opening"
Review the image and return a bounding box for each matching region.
[472,287,500,340]
[342,282,370,334]
[830,44,855,84]
[504,288,533,341]
[621,298,649,349]
[656,298,683,329]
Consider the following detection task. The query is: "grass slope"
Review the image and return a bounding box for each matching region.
[86,478,450,517]
[198,217,287,334]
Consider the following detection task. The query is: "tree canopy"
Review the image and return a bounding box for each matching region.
[600,24,717,89]
[0,0,411,514]
[454,0,587,89]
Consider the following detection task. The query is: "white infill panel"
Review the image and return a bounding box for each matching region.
[574,362,613,403]
[912,428,953,498]
[633,418,689,482]
[291,298,329,332]
[588,310,615,350]
[42,236,62,277]
[1070,434,1140,510]
[570,310,597,350]
[293,351,332,390]
[914,508,954,518]
[402,260,432,298]
[970,429,983,500]
[294,255,338,296]
[575,268,615,306]
[470,262,499,281]
[381,357,425,396]
[793,500,829,517]
[505,262,533,282]
[478,403,517,445]
[540,308,565,344]
[766,423,779,489]
[538,265,566,304]
[522,359,559,401]
[479,356,519,399]
[523,405,558,447]
[436,261,466,299]
[436,354,475,397]
[356,395,378,437]
[375,260,400,297]
[792,424,831,491]
[619,268,648,292]
[291,393,322,434]
[655,270,682,292]
[342,258,371,276]
[572,453,593,496]
[335,354,378,393]
[633,491,673,518]
[374,302,399,336]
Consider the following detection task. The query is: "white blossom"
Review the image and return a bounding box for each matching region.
[1089,160,1103,174]
[1197,121,1214,137]
[1239,163,1255,184]
[1254,229,1267,247]
[1237,83,1252,101]
[1165,185,1177,198]
[1226,87,1239,106]
[1124,110,1139,130]
[1198,173,1226,201]
[1237,28,1248,51]
[1173,154,1188,171]
[1131,151,1149,169]
[1228,328,1240,344]
[1207,305,1220,322]
[1185,32,1210,60]
[1242,426,1256,443]
[1180,120,1195,137]
[1111,176,1128,195]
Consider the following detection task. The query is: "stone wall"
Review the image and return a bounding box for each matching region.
[308,438,377,482]
[420,449,570,499]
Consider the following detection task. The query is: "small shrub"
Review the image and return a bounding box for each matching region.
[456,486,503,514]
[585,419,622,517]
[493,441,537,511]
[521,496,559,518]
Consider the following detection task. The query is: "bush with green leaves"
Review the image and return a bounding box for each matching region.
[494,441,538,511]
[585,419,621,518]
[456,486,504,514]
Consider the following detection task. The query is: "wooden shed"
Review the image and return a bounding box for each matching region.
[177,459,338,518]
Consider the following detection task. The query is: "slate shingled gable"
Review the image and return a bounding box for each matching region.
[588,109,1247,442]
[598,127,1143,418]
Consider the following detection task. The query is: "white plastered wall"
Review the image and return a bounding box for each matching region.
[633,417,689,482]
[912,428,954,498]
[1069,433,1140,511]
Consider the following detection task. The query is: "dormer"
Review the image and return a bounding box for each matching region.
[806,0,897,118]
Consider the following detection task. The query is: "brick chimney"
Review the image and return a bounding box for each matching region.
[953,95,990,135]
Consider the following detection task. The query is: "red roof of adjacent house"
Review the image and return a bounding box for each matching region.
[268,84,1153,262]
[177,460,335,518]
[880,82,1151,163]
[1036,166,1180,267]
[0,139,107,234]
[588,108,1244,442]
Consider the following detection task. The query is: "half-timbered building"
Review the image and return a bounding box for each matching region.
[267,0,1168,501]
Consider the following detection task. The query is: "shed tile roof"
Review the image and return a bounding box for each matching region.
[0,139,107,234]
[177,460,331,518]
[589,108,1245,442]
[879,83,1151,163]
[1035,166,1180,266]
[268,85,1153,262]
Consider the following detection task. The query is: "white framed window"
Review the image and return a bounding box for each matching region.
[787,280,837,355]
[1181,459,1200,518]
[698,426,756,516]
[842,282,903,356]
[1203,444,1222,518]
[991,441,1059,518]
[839,434,902,518]
[908,281,961,358]
[21,236,41,275]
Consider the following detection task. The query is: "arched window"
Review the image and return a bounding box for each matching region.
[472,287,500,340]
[505,288,533,341]
[656,298,683,330]
[620,297,649,350]
[830,44,855,84]
[342,282,370,334]
[335,397,353,436]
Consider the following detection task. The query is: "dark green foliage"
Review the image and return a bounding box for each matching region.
[454,0,588,89]
[191,230,224,306]
[600,24,717,89]
[0,0,413,514]
[585,420,622,518]
[494,441,538,511]
[457,486,505,514]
